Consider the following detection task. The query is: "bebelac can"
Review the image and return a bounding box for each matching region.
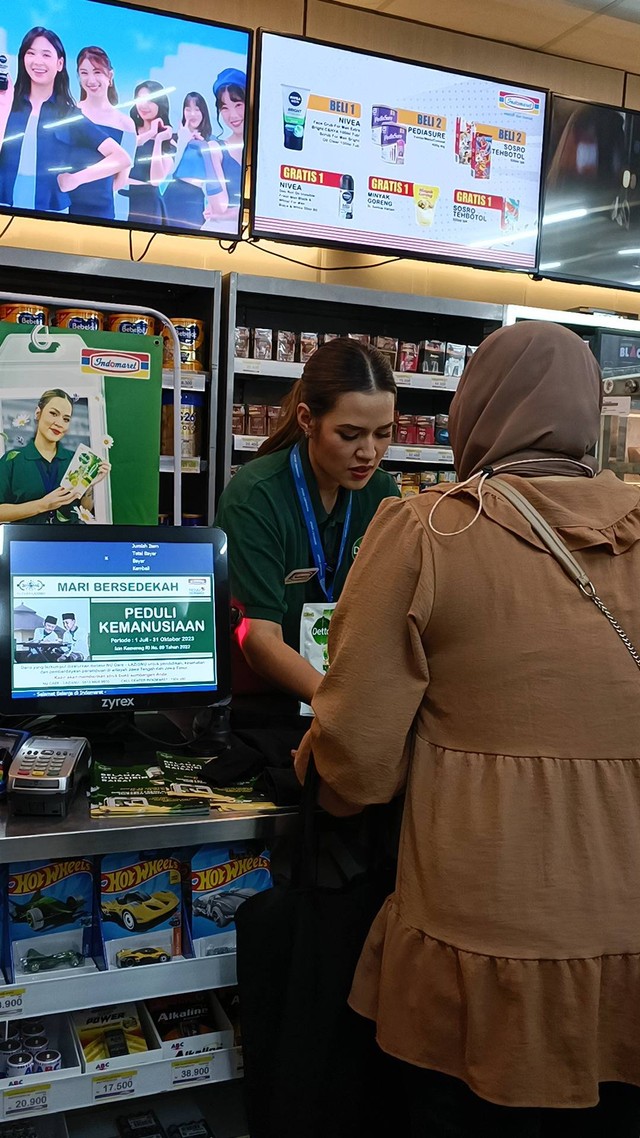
[163,318,205,371]
[23,1033,48,1057]
[55,308,104,331]
[6,1051,33,1077]
[161,390,204,458]
[107,313,155,336]
[35,1049,61,1072]
[0,303,50,325]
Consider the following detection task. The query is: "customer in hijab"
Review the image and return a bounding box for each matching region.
[295,320,640,1136]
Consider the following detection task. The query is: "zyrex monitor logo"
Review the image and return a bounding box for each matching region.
[499,91,541,114]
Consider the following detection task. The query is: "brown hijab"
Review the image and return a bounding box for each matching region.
[449,321,603,481]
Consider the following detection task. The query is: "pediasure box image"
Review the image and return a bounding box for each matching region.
[190,844,271,957]
[98,852,182,970]
[5,857,95,982]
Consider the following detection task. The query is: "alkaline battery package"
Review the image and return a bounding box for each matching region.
[5,858,94,982]
[98,851,182,970]
[190,844,271,956]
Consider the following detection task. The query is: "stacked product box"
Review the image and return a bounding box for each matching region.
[189,843,271,958]
[97,852,184,971]
[233,405,281,437]
[72,1002,160,1072]
[4,858,96,983]
[144,991,233,1059]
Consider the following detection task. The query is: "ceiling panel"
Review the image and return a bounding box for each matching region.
[380,0,612,50]
[545,8,640,70]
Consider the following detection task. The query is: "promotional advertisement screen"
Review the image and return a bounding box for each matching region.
[539,95,640,289]
[252,33,546,270]
[0,1,250,237]
[10,538,218,702]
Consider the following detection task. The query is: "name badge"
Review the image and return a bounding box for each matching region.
[284,568,319,585]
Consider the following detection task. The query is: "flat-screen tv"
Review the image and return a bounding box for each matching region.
[0,1,250,237]
[539,95,640,289]
[251,32,547,271]
[0,524,230,715]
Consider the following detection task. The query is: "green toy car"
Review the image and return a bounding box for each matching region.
[21,947,84,973]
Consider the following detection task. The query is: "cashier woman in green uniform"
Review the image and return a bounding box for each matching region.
[215,337,400,710]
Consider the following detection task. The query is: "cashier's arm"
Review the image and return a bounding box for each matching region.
[240,618,323,705]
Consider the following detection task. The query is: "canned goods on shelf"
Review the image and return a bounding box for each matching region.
[34,1048,62,1072]
[55,308,104,331]
[162,317,206,371]
[107,312,155,335]
[0,302,50,325]
[161,389,204,458]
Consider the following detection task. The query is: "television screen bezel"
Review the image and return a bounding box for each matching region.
[0,523,231,716]
[537,91,640,292]
[0,0,252,241]
[250,29,549,274]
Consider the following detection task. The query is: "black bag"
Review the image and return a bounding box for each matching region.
[235,757,407,1138]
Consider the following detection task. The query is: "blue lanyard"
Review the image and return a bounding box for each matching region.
[290,443,353,603]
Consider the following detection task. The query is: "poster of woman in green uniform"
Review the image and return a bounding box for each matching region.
[0,387,110,524]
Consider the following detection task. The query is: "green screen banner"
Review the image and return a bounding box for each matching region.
[0,324,162,524]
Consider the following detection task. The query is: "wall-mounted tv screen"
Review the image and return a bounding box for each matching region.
[0,1,250,237]
[251,32,546,271]
[539,95,640,289]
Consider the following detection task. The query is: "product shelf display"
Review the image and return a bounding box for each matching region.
[220,273,502,496]
[0,248,222,525]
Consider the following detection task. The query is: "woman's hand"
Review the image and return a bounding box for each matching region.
[40,486,80,512]
[57,171,78,193]
[155,124,174,145]
[93,460,111,486]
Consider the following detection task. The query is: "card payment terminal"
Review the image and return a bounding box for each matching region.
[7,736,91,817]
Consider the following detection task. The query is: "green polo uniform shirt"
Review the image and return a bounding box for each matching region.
[0,439,79,524]
[215,441,400,652]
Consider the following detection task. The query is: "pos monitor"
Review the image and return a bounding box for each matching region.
[0,524,230,718]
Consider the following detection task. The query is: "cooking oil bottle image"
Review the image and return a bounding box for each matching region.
[339,174,354,220]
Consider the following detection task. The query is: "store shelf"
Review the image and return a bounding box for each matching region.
[233,435,267,452]
[162,370,208,391]
[159,456,206,474]
[0,953,237,1023]
[0,797,294,863]
[385,445,454,465]
[67,1082,247,1137]
[234,358,302,379]
[393,371,460,393]
[0,1046,242,1120]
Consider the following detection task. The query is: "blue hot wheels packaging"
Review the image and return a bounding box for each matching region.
[99,851,182,970]
[6,857,94,981]
[190,844,271,957]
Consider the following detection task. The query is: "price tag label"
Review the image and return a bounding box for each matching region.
[92,1069,137,1103]
[0,988,25,1018]
[434,449,454,464]
[239,359,260,374]
[171,1055,213,1086]
[394,373,411,387]
[180,458,200,474]
[403,448,422,461]
[431,377,448,390]
[4,1084,49,1117]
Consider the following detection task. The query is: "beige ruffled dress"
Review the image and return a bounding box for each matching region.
[308,471,640,1109]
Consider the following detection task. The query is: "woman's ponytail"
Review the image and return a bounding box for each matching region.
[257,379,304,457]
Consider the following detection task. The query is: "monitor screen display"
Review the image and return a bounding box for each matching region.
[252,32,546,271]
[0,2,250,237]
[0,525,230,715]
[539,95,640,288]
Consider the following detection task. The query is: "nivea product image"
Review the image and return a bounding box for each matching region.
[338,174,354,220]
[282,85,310,150]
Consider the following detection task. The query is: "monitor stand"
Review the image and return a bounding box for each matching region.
[37,705,230,766]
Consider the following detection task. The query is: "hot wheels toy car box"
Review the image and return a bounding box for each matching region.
[98,852,182,970]
[5,858,95,982]
[190,844,271,957]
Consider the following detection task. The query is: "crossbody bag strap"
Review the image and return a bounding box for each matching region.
[490,476,640,673]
